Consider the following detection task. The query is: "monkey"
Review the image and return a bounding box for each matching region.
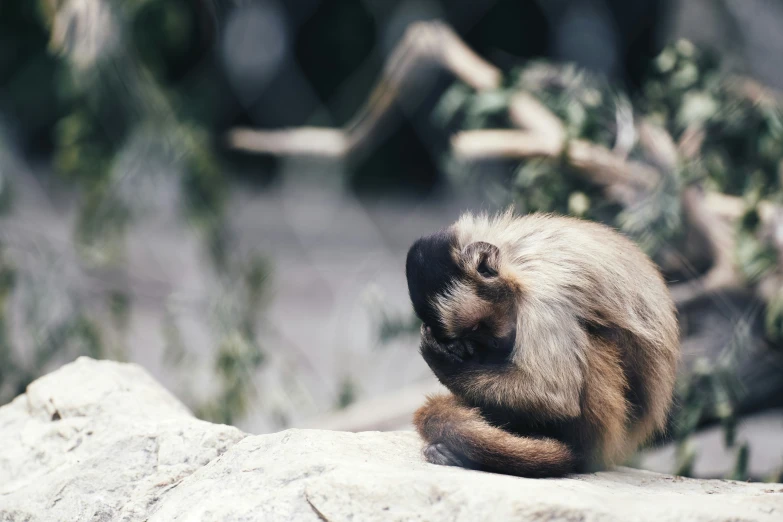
[405,209,679,477]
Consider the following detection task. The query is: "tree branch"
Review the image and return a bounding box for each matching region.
[455,91,662,199]
[226,21,501,160]
[507,92,566,150]
[225,19,781,311]
[451,130,659,194]
[228,128,349,158]
[668,186,741,304]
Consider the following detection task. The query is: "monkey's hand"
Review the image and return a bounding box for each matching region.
[420,324,476,364]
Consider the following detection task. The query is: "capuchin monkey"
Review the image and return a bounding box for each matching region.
[405,210,679,477]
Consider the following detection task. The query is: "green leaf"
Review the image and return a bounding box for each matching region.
[431,83,472,128]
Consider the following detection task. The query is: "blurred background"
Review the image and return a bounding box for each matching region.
[1,0,782,482]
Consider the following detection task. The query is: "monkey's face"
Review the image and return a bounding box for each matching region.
[405,227,518,357]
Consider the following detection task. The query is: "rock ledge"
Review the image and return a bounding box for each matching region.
[1,357,781,521]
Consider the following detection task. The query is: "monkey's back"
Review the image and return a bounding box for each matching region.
[516,213,680,457]
[459,211,679,460]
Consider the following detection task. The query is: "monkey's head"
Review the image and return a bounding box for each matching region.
[405,225,518,356]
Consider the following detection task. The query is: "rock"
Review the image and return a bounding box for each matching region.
[0,357,246,522]
[1,358,782,521]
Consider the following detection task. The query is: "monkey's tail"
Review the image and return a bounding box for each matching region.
[413,393,576,478]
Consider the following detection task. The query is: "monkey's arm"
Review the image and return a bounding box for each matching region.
[414,393,577,477]
[420,329,581,418]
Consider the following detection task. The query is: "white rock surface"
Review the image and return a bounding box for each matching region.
[1,357,782,522]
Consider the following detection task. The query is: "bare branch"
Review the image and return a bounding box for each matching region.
[637,120,678,172]
[224,18,780,313]
[507,92,566,151]
[460,91,661,195]
[432,22,503,91]
[451,129,560,158]
[457,96,775,307]
[726,75,783,108]
[758,273,783,304]
[704,192,778,223]
[670,193,783,306]
[226,21,501,160]
[456,93,777,308]
[677,124,707,160]
[669,186,741,305]
[227,128,348,158]
[451,129,659,193]
[567,140,660,192]
[612,97,636,159]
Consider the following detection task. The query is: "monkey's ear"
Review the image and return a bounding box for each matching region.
[462,241,500,278]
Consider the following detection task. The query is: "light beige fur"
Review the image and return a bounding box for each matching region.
[432,209,679,442]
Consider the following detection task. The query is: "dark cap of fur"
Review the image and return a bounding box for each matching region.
[405,229,459,339]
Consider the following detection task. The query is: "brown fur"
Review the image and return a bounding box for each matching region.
[414,394,575,477]
[409,210,680,477]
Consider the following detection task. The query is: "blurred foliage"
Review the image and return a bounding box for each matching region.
[433,39,783,342]
[194,255,272,425]
[0,249,18,398]
[377,311,423,346]
[643,41,782,198]
[435,60,686,259]
[0,0,274,428]
[363,285,422,346]
[336,376,359,410]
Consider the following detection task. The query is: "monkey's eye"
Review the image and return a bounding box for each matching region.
[477,256,498,278]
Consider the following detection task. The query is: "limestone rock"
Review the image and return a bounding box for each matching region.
[1,357,781,521]
[0,357,246,521]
